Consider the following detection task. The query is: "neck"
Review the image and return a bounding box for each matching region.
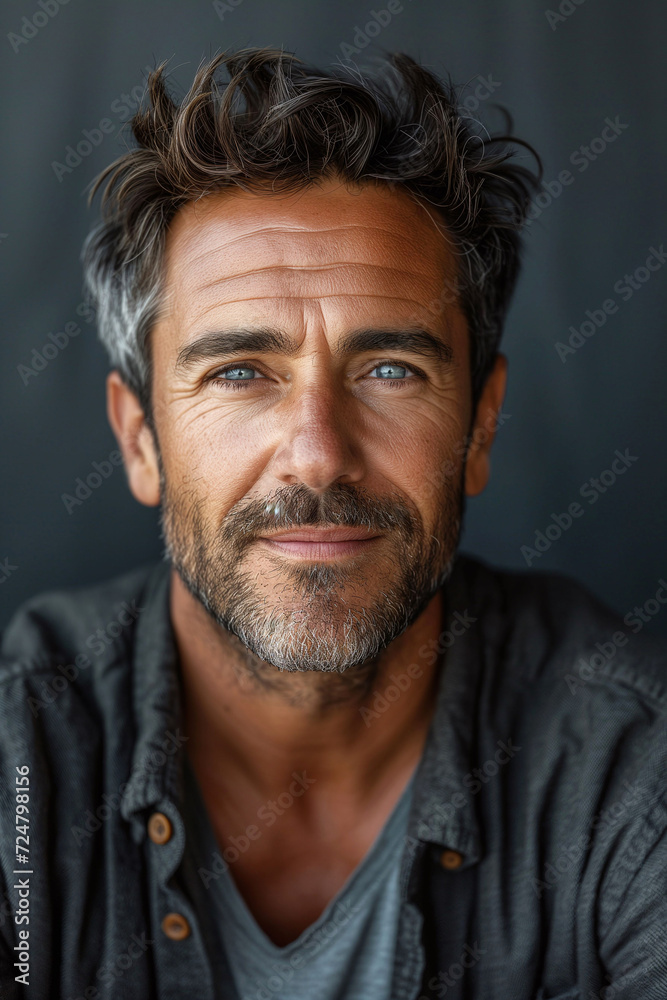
[170,569,444,800]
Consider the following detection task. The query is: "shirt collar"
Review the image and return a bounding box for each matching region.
[406,555,484,867]
[121,559,183,829]
[120,554,485,867]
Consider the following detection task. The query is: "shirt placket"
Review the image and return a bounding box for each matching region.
[143,798,216,999]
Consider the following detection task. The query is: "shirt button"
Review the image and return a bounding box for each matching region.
[161,913,191,941]
[440,849,463,870]
[148,812,173,845]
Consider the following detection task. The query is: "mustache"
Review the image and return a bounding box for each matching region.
[220,483,419,543]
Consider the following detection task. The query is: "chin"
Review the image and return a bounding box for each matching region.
[228,608,402,674]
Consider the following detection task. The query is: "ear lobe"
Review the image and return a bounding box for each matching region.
[464,354,508,498]
[106,370,161,507]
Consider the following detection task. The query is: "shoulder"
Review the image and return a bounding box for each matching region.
[1,562,163,675]
[0,561,167,724]
[0,565,168,965]
[452,552,667,710]
[0,560,170,831]
[453,556,667,884]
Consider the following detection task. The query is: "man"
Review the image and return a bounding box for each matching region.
[0,47,665,1000]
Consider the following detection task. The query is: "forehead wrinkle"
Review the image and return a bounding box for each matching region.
[175,234,450,290]
[192,261,435,295]
[182,222,445,263]
[183,292,445,314]
[174,294,448,342]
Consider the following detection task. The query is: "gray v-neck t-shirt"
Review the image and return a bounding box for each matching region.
[182,758,416,1000]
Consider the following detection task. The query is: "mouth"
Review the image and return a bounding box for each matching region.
[257,526,382,560]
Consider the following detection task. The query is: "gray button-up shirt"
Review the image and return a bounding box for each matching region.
[0,555,666,999]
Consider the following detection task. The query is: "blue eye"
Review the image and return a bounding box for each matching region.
[223,367,257,380]
[372,363,409,379]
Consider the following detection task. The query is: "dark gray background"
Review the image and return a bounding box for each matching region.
[1,0,665,634]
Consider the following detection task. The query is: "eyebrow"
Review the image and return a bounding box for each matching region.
[338,328,454,365]
[175,328,292,371]
[175,326,453,372]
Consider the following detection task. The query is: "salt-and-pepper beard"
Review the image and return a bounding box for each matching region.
[159,465,464,674]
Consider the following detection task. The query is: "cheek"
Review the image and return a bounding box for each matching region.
[160,399,276,511]
[369,402,468,510]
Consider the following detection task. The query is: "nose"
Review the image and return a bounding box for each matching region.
[270,387,366,492]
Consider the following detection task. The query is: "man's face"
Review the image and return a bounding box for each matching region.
[144,178,478,672]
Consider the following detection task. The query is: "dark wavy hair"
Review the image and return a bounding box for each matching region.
[83,47,540,417]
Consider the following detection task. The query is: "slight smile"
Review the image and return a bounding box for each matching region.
[258,527,382,559]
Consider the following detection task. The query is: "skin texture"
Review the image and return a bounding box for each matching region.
[107,177,507,945]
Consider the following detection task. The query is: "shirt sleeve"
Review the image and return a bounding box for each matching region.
[597,795,667,999]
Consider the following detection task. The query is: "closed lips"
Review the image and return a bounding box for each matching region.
[260,528,379,542]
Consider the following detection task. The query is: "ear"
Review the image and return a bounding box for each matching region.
[106,370,161,507]
[464,353,508,498]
